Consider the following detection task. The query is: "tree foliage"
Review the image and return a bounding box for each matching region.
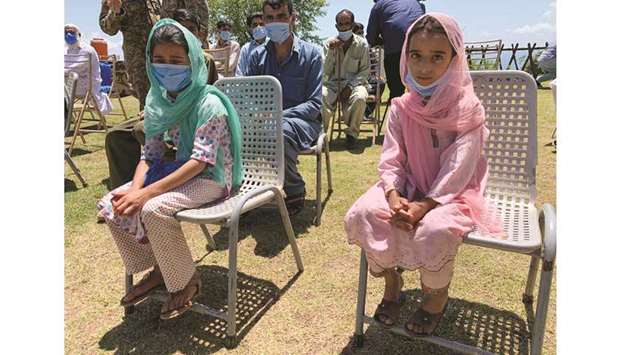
[207,0,327,46]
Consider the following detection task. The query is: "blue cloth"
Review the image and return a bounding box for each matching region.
[143,159,186,186]
[236,40,265,76]
[100,61,113,86]
[246,35,323,127]
[366,0,426,55]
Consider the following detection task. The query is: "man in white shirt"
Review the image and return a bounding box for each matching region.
[211,19,240,76]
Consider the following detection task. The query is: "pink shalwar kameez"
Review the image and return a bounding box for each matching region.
[344,13,503,289]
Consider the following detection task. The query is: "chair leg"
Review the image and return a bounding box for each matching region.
[275,192,304,272]
[68,104,87,156]
[324,141,333,193]
[65,150,87,187]
[225,220,240,349]
[200,224,217,250]
[523,255,540,304]
[531,259,554,355]
[354,251,369,348]
[124,273,135,316]
[314,147,322,226]
[118,96,129,120]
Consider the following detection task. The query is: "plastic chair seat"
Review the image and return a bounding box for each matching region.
[465,199,541,253]
[176,186,279,223]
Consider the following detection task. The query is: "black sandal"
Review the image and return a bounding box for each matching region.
[405,290,449,336]
[372,273,405,327]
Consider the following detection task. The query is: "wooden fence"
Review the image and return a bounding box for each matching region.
[465,41,550,78]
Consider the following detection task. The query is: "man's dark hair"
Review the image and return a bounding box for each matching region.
[336,9,355,24]
[262,0,294,15]
[246,12,263,28]
[173,9,200,29]
[352,22,364,35]
[216,19,232,29]
[149,24,189,56]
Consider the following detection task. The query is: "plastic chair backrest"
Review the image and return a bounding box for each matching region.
[470,70,538,204]
[214,76,284,189]
[64,71,78,137]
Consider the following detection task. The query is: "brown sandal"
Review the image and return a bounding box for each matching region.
[120,268,164,307]
[372,273,405,327]
[160,272,202,320]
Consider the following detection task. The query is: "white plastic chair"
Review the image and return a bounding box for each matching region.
[352,71,556,355]
[122,76,303,349]
[64,71,87,187]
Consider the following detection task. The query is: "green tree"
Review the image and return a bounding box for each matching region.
[208,0,327,46]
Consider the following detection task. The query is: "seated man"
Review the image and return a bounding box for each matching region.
[210,19,241,76]
[322,10,369,149]
[64,23,113,115]
[103,9,218,195]
[236,11,268,76]
[536,44,556,86]
[246,0,323,215]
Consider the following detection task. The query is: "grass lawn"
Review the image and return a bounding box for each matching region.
[65,86,556,354]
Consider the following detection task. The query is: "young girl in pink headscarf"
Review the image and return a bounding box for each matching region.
[344,13,503,336]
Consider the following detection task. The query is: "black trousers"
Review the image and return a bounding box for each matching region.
[384,51,405,102]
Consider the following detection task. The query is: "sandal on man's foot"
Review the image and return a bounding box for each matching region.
[405,301,448,336]
[120,268,164,307]
[372,273,405,327]
[160,272,202,320]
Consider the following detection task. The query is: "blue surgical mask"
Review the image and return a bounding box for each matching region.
[265,22,291,44]
[219,30,231,42]
[65,32,78,45]
[252,26,268,41]
[337,30,353,42]
[151,63,192,93]
[405,73,440,97]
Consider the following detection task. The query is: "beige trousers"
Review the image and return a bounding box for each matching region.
[322,85,368,138]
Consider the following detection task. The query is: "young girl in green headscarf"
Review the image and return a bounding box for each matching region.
[97,18,243,320]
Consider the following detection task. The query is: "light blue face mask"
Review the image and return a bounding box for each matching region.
[337,30,353,41]
[252,26,268,41]
[65,32,78,45]
[219,30,231,42]
[405,73,440,97]
[151,63,192,93]
[266,22,291,44]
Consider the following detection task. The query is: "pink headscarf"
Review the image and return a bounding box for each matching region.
[389,13,504,236]
[392,12,484,134]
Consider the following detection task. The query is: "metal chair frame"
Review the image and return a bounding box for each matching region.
[299,132,334,226]
[353,71,556,355]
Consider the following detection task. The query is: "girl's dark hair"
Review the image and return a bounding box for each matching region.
[150,24,189,56]
[407,16,456,55]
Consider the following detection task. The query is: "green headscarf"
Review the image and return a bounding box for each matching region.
[144,18,243,190]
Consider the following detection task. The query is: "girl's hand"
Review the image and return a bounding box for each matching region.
[396,199,439,226]
[387,190,408,213]
[111,188,154,216]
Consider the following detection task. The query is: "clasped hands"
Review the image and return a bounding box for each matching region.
[381,190,438,232]
[111,186,154,217]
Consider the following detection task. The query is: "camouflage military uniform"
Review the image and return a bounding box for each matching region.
[161,0,209,41]
[99,0,160,109]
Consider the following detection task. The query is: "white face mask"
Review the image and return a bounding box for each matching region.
[337,30,353,41]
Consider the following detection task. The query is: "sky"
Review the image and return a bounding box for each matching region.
[65,0,556,59]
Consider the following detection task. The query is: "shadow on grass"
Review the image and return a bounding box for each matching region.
[99,265,301,353]
[341,289,530,355]
[207,201,316,258]
[64,178,78,192]
[328,135,384,155]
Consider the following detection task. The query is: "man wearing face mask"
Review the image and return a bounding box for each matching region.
[246,0,324,216]
[211,19,241,76]
[322,9,370,149]
[236,12,268,77]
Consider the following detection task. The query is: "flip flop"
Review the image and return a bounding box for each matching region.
[160,273,202,320]
[120,269,164,307]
